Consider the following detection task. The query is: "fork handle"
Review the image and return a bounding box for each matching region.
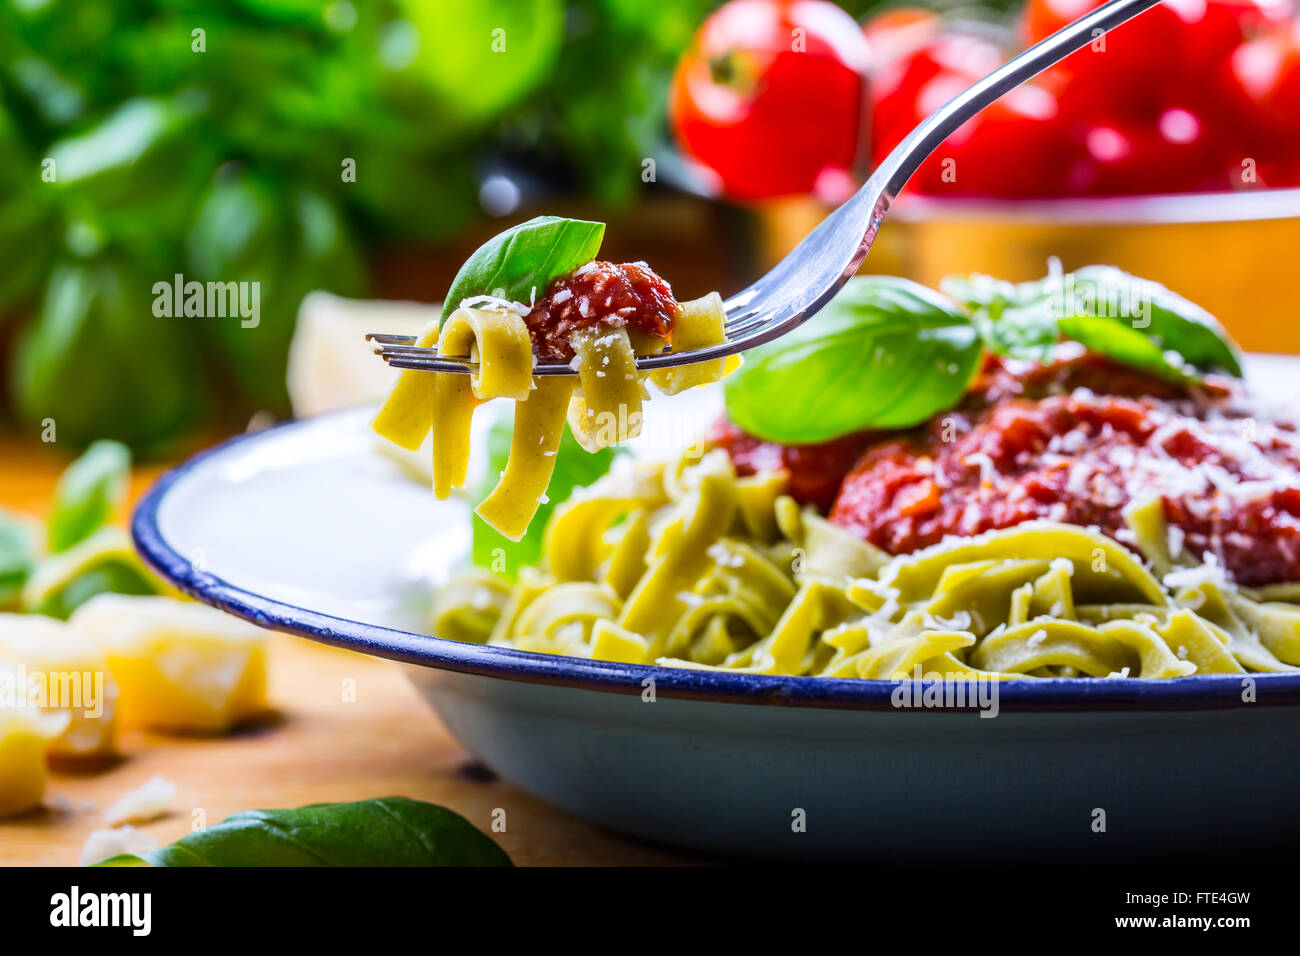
[877,0,1168,200]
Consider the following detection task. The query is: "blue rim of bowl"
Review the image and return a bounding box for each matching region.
[132,413,1300,713]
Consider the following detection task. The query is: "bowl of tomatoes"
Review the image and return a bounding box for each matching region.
[669,0,1300,353]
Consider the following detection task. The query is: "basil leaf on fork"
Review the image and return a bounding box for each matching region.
[441,215,605,320]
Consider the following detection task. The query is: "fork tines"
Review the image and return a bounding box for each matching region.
[366,331,733,375]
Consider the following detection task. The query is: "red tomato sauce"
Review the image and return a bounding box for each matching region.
[709,417,873,512]
[716,353,1300,585]
[526,261,678,363]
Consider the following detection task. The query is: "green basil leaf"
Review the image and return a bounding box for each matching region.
[95,797,511,867]
[472,412,623,577]
[48,97,192,183]
[939,273,1036,313]
[47,92,214,236]
[28,558,158,621]
[401,0,564,123]
[724,276,982,444]
[12,258,209,452]
[47,440,130,553]
[187,173,365,413]
[1056,314,1195,382]
[972,302,1060,365]
[1067,265,1243,378]
[0,509,38,609]
[441,215,604,320]
[944,266,1243,381]
[0,106,58,314]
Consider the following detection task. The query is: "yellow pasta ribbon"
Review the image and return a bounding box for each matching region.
[475,376,575,541]
[431,373,477,498]
[567,327,643,453]
[372,318,440,451]
[649,292,739,395]
[437,307,535,401]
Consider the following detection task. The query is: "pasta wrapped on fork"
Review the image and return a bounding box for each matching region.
[372,219,736,540]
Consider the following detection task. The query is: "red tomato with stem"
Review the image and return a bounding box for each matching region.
[670,0,872,201]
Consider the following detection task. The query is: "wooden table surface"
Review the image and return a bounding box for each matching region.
[0,432,698,866]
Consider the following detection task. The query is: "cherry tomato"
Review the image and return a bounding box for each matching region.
[1021,0,1098,45]
[1022,0,1208,118]
[670,0,872,201]
[1028,0,1294,87]
[862,7,944,68]
[1068,107,1225,195]
[1229,24,1300,137]
[1187,0,1296,68]
[868,33,1003,166]
[1220,23,1300,187]
[912,82,1077,197]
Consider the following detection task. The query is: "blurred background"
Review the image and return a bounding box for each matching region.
[1,0,1298,461]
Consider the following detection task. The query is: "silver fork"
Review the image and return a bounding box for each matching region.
[371,0,1164,375]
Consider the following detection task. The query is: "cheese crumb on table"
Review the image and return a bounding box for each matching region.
[103,774,178,826]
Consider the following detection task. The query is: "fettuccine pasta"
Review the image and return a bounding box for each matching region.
[434,449,1300,679]
[374,291,732,542]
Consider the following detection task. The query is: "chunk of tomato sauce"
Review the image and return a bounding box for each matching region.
[828,354,1300,586]
[526,260,678,363]
[708,417,875,513]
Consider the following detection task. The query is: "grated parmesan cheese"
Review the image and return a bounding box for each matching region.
[103,774,177,827]
[1163,551,1235,593]
[457,294,531,316]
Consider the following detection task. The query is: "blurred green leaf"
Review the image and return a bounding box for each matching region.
[10,257,208,451]
[521,0,710,203]
[22,526,157,620]
[47,92,215,238]
[50,97,187,183]
[0,104,58,313]
[8,55,87,127]
[28,557,158,620]
[228,0,337,25]
[0,509,38,610]
[187,170,365,411]
[398,0,563,123]
[47,439,130,553]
